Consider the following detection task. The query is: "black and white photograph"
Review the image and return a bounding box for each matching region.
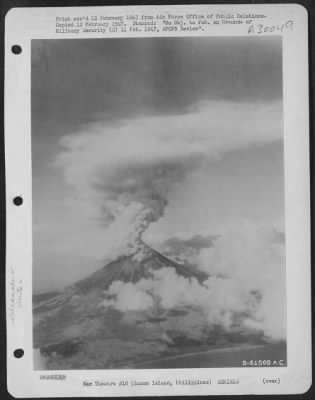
[31,36,287,370]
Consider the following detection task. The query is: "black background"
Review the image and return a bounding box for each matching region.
[0,1,314,399]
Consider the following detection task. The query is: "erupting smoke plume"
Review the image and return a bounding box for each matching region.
[52,96,286,342]
[57,101,282,258]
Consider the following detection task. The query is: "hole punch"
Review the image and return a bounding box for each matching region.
[14,349,24,358]
[11,45,22,54]
[13,196,23,206]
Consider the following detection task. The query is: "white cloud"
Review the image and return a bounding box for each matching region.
[198,221,286,340]
[100,221,286,341]
[100,281,155,312]
[56,100,282,260]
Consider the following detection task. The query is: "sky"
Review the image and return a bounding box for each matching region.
[32,37,284,294]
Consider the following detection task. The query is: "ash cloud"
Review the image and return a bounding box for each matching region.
[156,234,217,265]
[56,100,282,259]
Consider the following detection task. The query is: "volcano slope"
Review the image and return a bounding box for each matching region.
[33,243,273,370]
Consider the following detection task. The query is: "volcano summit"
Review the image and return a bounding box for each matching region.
[73,241,208,294]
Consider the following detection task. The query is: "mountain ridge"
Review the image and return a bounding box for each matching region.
[33,241,272,370]
[73,241,208,294]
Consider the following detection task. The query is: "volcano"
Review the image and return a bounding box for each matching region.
[33,242,269,370]
[73,241,208,294]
